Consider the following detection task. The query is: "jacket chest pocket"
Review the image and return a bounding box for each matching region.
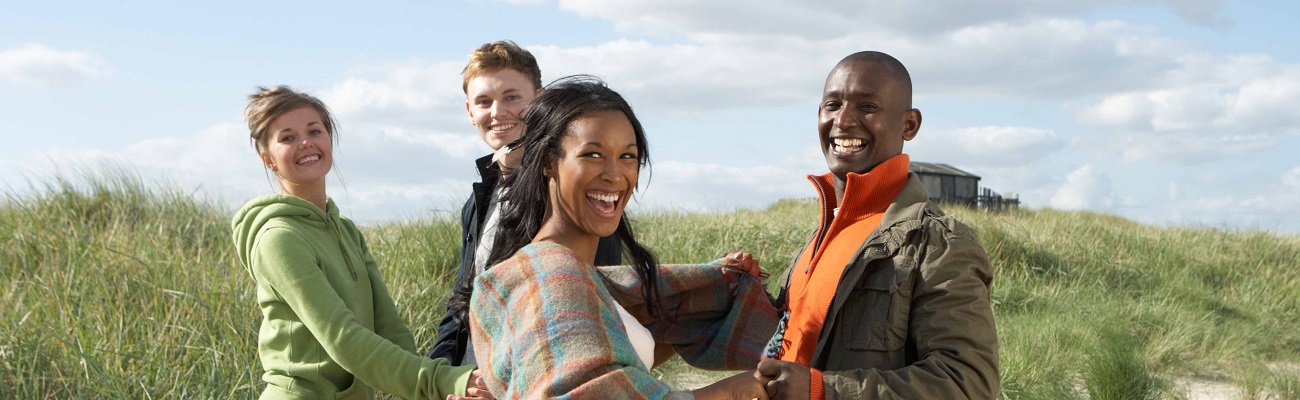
[843,258,916,351]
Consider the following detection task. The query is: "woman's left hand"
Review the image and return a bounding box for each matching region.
[719,252,768,280]
[447,369,495,400]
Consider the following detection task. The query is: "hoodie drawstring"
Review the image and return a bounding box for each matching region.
[326,213,359,281]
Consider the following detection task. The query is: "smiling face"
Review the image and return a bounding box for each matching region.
[466,67,542,150]
[259,106,333,195]
[818,59,920,183]
[542,110,639,241]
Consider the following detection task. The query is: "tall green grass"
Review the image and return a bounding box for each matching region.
[3,176,1299,399]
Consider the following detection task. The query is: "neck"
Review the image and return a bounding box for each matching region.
[832,177,847,208]
[533,219,600,266]
[283,182,328,213]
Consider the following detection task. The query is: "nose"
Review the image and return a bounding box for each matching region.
[488,100,502,119]
[832,107,856,130]
[599,159,627,184]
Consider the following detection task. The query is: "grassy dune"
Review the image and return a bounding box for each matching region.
[2,176,1299,399]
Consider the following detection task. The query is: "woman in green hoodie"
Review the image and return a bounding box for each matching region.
[231,86,490,400]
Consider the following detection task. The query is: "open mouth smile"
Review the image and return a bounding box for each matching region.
[489,123,517,133]
[296,154,321,165]
[586,191,622,218]
[831,137,865,155]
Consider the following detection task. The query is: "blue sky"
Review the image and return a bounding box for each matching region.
[2,1,1299,233]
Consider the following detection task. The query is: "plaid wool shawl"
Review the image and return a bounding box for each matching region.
[469,242,779,399]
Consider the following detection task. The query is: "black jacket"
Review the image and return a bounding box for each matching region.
[428,155,623,365]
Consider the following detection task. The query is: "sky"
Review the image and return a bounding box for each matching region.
[2,1,1299,233]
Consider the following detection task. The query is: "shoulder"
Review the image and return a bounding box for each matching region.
[478,243,587,287]
[905,204,992,281]
[253,218,309,247]
[915,204,978,242]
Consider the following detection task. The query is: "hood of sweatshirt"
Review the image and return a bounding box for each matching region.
[231,194,338,276]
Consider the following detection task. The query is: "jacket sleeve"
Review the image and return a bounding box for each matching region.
[469,252,691,399]
[428,197,478,363]
[822,228,1000,399]
[252,227,475,399]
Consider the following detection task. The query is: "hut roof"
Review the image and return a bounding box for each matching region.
[910,161,981,179]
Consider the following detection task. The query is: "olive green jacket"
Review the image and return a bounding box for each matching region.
[778,173,999,399]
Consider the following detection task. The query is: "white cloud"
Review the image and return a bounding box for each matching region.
[320,60,469,131]
[1158,0,1231,27]
[1079,54,1300,162]
[910,126,1063,167]
[634,149,821,212]
[1050,165,1114,210]
[0,43,110,85]
[557,0,1226,38]
[529,40,825,114]
[525,18,1186,110]
[1105,132,1282,164]
[14,120,486,222]
[1284,167,1300,188]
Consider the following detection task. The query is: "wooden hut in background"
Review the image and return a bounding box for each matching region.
[910,161,1020,211]
[910,161,981,207]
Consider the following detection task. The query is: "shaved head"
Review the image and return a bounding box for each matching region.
[835,51,913,108]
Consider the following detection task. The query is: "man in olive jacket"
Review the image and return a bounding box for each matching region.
[756,51,999,399]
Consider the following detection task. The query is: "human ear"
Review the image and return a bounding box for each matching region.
[542,155,558,178]
[465,101,474,126]
[259,151,276,171]
[902,108,922,141]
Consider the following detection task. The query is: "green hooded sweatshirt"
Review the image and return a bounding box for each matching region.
[232,194,473,400]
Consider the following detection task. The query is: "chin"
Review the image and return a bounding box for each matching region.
[590,223,620,238]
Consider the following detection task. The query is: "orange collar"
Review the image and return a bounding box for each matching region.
[809,154,911,223]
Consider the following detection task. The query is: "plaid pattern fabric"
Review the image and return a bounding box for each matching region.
[469,242,779,399]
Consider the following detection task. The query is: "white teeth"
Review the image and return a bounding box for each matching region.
[297,155,320,165]
[832,138,865,153]
[834,138,863,147]
[587,192,619,203]
[490,124,516,132]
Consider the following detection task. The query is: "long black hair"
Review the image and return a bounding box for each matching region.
[449,75,661,327]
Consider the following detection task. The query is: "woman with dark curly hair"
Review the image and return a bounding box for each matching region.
[464,76,780,399]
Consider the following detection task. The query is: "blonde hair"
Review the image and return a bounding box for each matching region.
[461,40,542,94]
[245,86,337,153]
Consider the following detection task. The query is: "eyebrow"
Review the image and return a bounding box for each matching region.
[579,142,639,148]
[276,121,320,134]
[824,89,880,99]
[475,88,521,98]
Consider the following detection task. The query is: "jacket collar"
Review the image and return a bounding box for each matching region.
[474,154,502,186]
[808,154,912,233]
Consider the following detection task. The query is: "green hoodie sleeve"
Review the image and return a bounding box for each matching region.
[252,227,474,399]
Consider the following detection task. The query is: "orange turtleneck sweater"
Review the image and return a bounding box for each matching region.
[779,154,911,399]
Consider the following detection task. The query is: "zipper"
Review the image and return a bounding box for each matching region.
[805,176,834,274]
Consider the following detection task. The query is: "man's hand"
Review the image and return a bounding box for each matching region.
[720,252,769,280]
[756,358,811,400]
[447,369,495,400]
[691,370,770,400]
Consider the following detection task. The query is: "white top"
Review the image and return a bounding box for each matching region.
[613,300,656,369]
[474,189,506,274]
